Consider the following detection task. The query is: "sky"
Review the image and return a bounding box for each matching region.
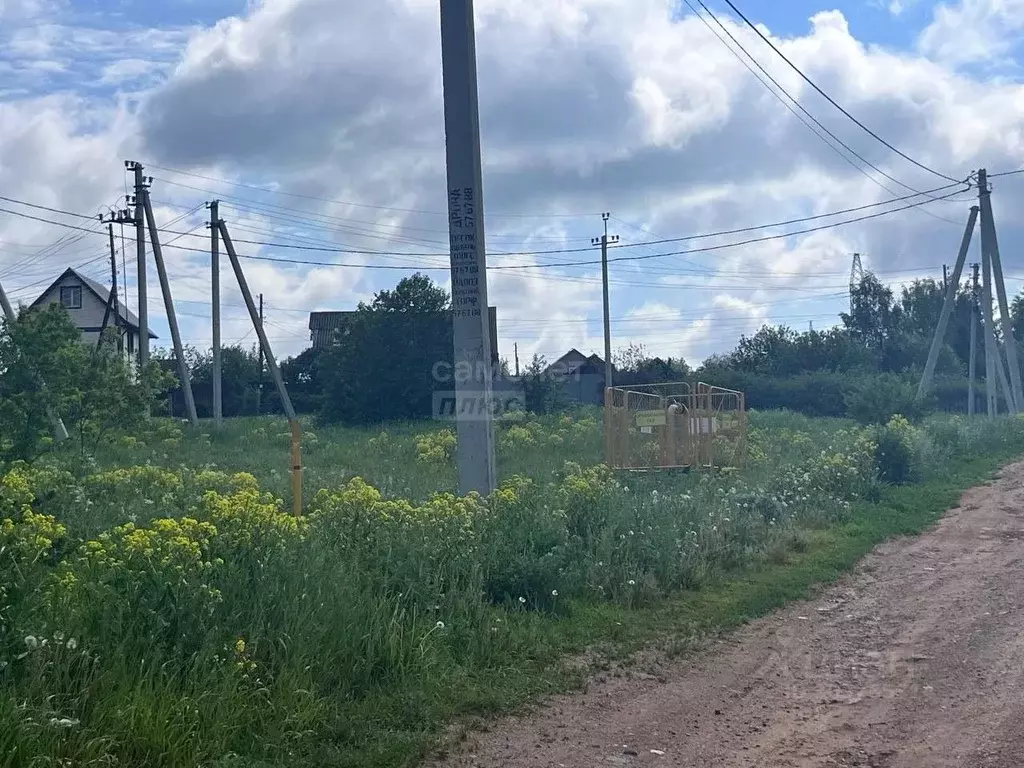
[1,0,1024,367]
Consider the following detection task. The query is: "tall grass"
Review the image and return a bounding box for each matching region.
[2,411,1024,767]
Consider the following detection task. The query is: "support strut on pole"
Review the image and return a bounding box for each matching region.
[917,206,978,400]
[968,263,979,416]
[219,220,303,516]
[143,189,199,426]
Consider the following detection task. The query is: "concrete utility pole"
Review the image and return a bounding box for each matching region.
[514,342,520,377]
[98,209,133,352]
[592,212,619,391]
[210,200,222,429]
[978,168,1023,412]
[439,0,497,496]
[256,292,265,415]
[0,279,69,441]
[981,227,1001,417]
[0,279,13,320]
[96,222,118,348]
[917,206,977,400]
[109,223,121,350]
[942,264,948,293]
[969,263,979,416]
[142,188,199,426]
[127,161,149,365]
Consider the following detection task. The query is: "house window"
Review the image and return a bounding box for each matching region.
[59,285,82,309]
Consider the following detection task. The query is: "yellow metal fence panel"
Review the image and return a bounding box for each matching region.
[604,382,747,471]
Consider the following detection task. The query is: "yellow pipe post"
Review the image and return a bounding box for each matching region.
[289,419,303,517]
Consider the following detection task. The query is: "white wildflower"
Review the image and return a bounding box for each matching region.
[435,621,445,630]
[551,590,559,597]
[23,636,38,650]
[66,638,78,651]
[48,717,79,729]
[627,579,636,586]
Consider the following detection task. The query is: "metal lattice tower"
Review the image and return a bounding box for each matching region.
[849,252,864,313]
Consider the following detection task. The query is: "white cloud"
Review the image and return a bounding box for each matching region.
[919,0,1024,66]
[5,0,1024,366]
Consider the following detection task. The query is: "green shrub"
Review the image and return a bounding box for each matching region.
[845,373,931,425]
[873,415,918,485]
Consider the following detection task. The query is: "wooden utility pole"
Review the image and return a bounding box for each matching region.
[969,263,979,416]
[592,213,619,391]
[142,186,199,426]
[210,200,222,429]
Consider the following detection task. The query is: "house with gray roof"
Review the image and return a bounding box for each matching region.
[31,267,156,356]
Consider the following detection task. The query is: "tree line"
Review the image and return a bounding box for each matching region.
[7,270,1020,449]
[161,271,1024,425]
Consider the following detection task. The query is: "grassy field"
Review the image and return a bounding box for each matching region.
[2,409,1024,767]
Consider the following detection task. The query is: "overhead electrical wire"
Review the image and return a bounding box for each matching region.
[719,0,960,183]
[684,0,964,227]
[120,180,972,260]
[0,186,968,278]
[145,163,599,219]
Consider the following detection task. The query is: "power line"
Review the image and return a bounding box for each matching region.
[496,187,967,270]
[120,180,972,260]
[685,0,964,227]
[145,163,599,219]
[719,0,960,183]
[0,186,967,276]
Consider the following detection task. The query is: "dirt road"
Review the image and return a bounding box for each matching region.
[439,463,1024,767]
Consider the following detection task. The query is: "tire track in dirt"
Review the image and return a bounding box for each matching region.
[436,463,1024,767]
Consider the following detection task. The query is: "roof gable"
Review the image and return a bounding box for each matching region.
[31,268,157,338]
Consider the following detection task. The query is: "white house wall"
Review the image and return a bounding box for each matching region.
[36,275,109,331]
